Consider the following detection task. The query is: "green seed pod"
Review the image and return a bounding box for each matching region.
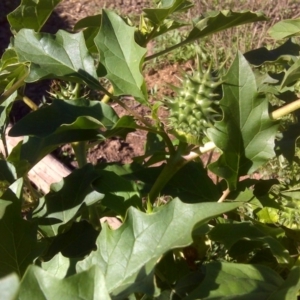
[164,62,223,145]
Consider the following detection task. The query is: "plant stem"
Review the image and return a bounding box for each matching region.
[23,96,38,111]
[72,142,87,168]
[101,85,114,103]
[271,99,300,120]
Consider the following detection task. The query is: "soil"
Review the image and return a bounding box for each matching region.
[1,0,184,167]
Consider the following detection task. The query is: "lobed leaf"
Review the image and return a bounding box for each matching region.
[77,199,240,298]
[207,52,279,190]
[94,10,148,102]
[14,29,102,90]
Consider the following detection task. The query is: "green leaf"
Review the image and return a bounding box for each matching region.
[77,199,239,297]
[9,99,119,138]
[209,222,292,266]
[19,265,111,300]
[94,10,148,102]
[0,179,42,277]
[7,99,119,168]
[14,29,102,90]
[207,52,279,190]
[185,262,283,299]
[32,164,104,236]
[0,273,20,300]
[7,0,62,32]
[269,18,300,40]
[186,10,267,44]
[143,0,193,26]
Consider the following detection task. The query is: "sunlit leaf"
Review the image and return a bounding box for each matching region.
[14,29,102,90]
[77,199,239,298]
[94,10,148,102]
[208,52,279,190]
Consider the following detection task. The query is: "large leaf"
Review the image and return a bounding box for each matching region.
[0,273,20,300]
[94,10,148,102]
[19,265,111,300]
[185,10,267,44]
[14,29,102,90]
[7,0,62,33]
[268,19,300,40]
[185,262,284,299]
[32,164,104,236]
[8,99,119,168]
[207,52,279,190]
[9,99,119,137]
[0,179,42,277]
[77,199,240,298]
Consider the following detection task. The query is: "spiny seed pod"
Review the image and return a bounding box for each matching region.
[164,63,223,145]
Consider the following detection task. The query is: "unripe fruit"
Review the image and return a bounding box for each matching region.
[164,63,223,145]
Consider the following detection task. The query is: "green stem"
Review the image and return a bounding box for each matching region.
[23,96,38,111]
[271,99,300,120]
[148,142,188,203]
[72,142,87,168]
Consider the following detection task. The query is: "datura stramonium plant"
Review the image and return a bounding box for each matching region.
[164,61,223,145]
